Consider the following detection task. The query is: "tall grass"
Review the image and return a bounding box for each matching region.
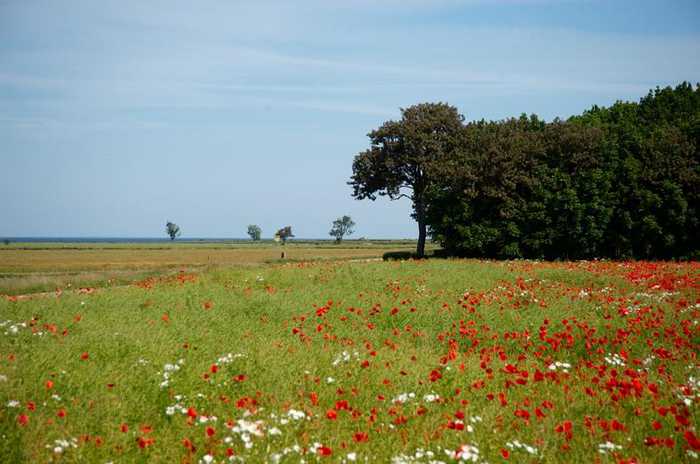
[0,259,697,462]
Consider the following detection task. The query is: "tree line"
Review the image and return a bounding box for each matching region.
[164,216,355,244]
[350,82,699,260]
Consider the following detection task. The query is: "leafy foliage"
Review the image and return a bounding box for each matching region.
[165,221,181,241]
[247,225,262,241]
[329,215,355,243]
[349,103,465,257]
[274,226,294,244]
[424,82,699,259]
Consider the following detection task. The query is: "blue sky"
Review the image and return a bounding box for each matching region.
[1,0,699,238]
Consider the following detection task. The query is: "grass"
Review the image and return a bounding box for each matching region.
[0,240,430,295]
[0,239,422,251]
[0,256,698,463]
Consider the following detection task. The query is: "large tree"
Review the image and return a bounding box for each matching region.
[426,82,699,260]
[349,103,465,257]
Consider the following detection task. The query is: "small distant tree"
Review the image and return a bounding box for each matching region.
[274,226,294,245]
[329,215,355,243]
[2,239,9,246]
[247,224,262,241]
[165,221,181,241]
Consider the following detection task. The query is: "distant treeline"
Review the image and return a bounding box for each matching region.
[426,82,699,260]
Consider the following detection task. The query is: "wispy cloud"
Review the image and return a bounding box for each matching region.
[1,0,698,127]
[1,0,698,237]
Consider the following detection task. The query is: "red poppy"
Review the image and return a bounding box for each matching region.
[140,424,153,434]
[447,420,464,431]
[555,420,573,440]
[353,432,369,443]
[685,431,700,451]
[182,438,195,451]
[137,437,155,448]
[335,400,349,410]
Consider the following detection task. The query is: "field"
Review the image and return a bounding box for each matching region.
[0,247,699,463]
[0,241,421,296]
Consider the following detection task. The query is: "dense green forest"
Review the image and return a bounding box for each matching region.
[352,83,699,259]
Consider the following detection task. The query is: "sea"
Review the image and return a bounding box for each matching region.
[2,237,250,243]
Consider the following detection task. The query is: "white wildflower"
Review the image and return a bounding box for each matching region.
[598,441,622,454]
[452,444,480,462]
[393,392,416,404]
[287,409,306,421]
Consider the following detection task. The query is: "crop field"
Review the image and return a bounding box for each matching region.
[0,241,421,296]
[0,256,699,463]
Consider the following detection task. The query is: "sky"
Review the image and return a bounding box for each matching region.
[1,0,699,239]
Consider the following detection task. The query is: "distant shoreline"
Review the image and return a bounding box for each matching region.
[1,237,417,244]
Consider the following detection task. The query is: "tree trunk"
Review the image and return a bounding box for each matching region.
[415,199,427,258]
[417,219,426,258]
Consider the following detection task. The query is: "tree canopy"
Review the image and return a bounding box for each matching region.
[426,82,699,260]
[349,102,465,257]
[353,83,699,260]
[165,221,181,241]
[275,226,294,245]
[329,215,355,243]
[247,224,262,241]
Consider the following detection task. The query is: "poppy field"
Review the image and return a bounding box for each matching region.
[1,258,698,463]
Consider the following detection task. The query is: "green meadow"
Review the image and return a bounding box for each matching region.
[1,252,698,463]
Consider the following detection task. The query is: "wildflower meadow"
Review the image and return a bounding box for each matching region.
[1,258,698,463]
